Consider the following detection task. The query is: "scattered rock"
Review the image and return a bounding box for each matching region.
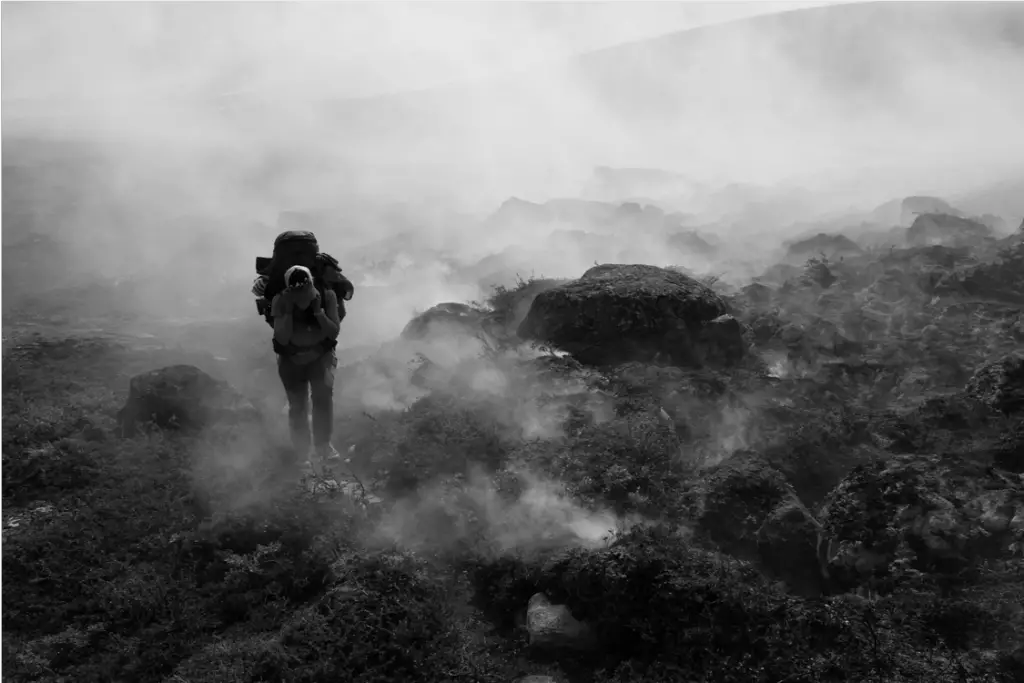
[517,263,729,367]
[116,365,260,437]
[819,453,1024,592]
[964,354,1024,415]
[526,592,594,650]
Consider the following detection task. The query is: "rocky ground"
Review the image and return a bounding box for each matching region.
[3,209,1024,683]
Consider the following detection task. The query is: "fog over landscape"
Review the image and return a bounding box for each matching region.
[4,4,1024,682]
[5,1,1023,348]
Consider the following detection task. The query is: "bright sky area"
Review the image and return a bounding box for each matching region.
[2,1,835,101]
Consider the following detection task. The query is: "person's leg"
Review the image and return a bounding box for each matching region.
[309,350,338,459]
[277,355,312,460]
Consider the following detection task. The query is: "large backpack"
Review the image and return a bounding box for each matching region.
[255,230,353,330]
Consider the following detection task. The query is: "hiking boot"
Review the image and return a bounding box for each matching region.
[316,443,342,463]
[302,456,325,479]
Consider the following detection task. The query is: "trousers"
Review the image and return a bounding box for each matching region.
[276,349,337,456]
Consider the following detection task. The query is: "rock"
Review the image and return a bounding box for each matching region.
[304,472,384,507]
[756,497,828,596]
[749,311,784,346]
[488,278,566,336]
[116,365,260,437]
[786,233,863,262]
[517,677,558,683]
[740,282,774,309]
[958,242,1024,303]
[901,196,963,226]
[907,213,992,248]
[667,230,717,256]
[401,302,492,342]
[819,454,1024,593]
[991,420,1024,473]
[697,314,747,366]
[774,318,861,365]
[800,258,837,289]
[964,354,1024,415]
[697,454,827,596]
[488,197,553,229]
[517,263,730,368]
[526,592,593,650]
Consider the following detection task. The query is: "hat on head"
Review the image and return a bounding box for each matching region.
[284,265,313,287]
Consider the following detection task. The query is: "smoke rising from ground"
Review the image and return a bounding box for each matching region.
[371,464,647,558]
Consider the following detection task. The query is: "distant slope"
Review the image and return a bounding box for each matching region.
[311,1,1024,202]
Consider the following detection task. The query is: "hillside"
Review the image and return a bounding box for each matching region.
[302,1,1024,200]
[4,199,1024,681]
[5,3,1024,682]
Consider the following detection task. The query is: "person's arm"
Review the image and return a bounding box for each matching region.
[315,290,341,339]
[272,294,294,345]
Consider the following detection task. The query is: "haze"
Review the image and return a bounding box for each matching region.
[3,1,1024,348]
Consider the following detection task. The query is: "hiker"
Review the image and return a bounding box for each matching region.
[253,230,354,473]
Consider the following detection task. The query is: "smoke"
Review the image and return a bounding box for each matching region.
[371,463,646,558]
[334,320,613,441]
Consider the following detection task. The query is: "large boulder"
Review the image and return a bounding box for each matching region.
[739,282,774,310]
[487,278,567,336]
[819,453,1024,593]
[964,354,1024,415]
[697,314,747,366]
[900,196,963,226]
[517,264,734,367]
[401,302,493,342]
[785,232,863,262]
[906,213,992,248]
[525,592,593,651]
[116,365,260,437]
[695,454,827,596]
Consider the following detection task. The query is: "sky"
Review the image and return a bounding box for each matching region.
[2,1,833,103]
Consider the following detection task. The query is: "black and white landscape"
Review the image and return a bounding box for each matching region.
[3,2,1024,682]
